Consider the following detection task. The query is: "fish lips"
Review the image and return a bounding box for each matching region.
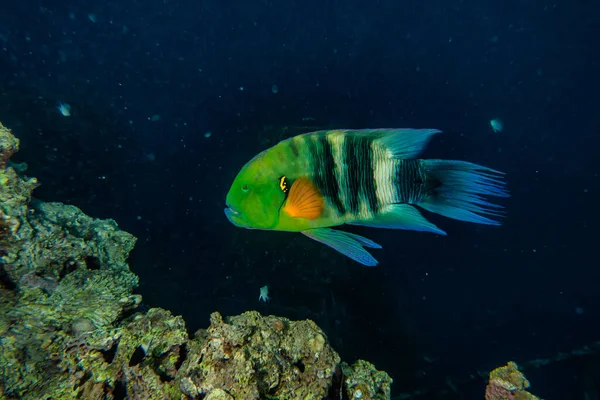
[224,204,247,228]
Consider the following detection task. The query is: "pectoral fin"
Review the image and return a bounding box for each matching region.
[301,228,381,267]
[283,177,325,220]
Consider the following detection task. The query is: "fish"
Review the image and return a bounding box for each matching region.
[57,102,71,117]
[490,118,503,133]
[259,285,270,302]
[224,129,509,266]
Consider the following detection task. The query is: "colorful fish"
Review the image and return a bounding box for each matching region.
[490,118,503,133]
[57,102,71,117]
[225,129,509,266]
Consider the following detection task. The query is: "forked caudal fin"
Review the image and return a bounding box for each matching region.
[372,129,509,225]
[419,159,509,225]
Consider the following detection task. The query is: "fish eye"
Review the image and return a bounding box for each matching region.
[242,184,249,192]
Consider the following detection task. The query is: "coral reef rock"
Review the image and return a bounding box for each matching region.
[485,361,540,400]
[0,121,392,399]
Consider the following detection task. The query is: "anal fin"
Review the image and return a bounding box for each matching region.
[349,204,447,235]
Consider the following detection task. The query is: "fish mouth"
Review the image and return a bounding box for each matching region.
[225,201,240,215]
[225,204,238,214]
[224,203,245,227]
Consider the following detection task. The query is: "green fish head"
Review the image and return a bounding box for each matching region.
[225,151,286,230]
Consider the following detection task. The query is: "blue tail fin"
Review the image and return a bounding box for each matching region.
[419,160,509,225]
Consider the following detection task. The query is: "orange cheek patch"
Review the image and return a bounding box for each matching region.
[282,177,324,220]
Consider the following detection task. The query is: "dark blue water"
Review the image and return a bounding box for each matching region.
[2,0,599,397]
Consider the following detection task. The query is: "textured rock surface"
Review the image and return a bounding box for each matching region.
[485,361,540,400]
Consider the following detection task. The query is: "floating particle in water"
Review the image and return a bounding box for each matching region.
[204,131,212,138]
[575,307,585,315]
[490,118,503,133]
[57,102,71,117]
[88,13,96,23]
[150,114,161,122]
[271,84,279,94]
[239,86,244,91]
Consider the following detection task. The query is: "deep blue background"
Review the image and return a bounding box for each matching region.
[2,0,599,397]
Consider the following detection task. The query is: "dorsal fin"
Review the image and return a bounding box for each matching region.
[375,129,441,159]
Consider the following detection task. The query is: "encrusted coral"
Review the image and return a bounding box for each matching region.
[0,122,393,399]
[0,122,19,170]
[485,361,540,400]
[342,359,392,400]
[180,311,345,399]
[0,122,141,397]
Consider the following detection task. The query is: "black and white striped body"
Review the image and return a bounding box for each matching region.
[292,130,433,223]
